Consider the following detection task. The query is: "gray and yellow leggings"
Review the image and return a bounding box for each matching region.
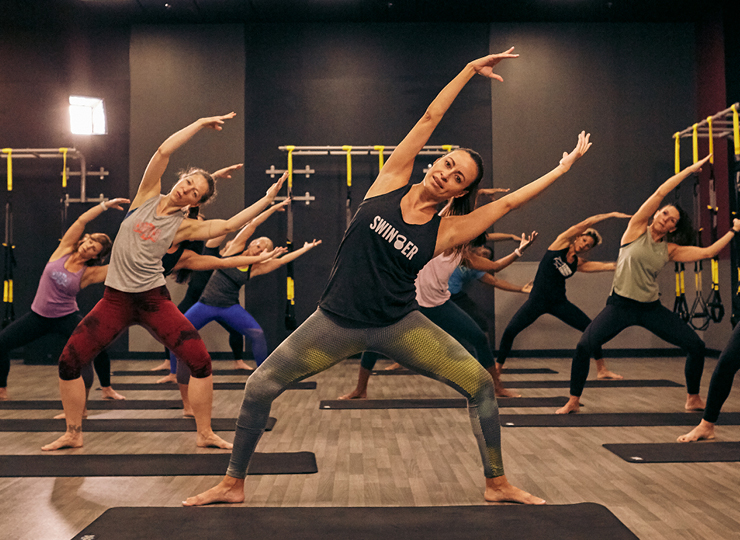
[227,308,504,479]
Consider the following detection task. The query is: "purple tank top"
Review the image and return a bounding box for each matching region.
[31,253,84,318]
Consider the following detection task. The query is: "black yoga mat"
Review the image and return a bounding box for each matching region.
[603,441,740,463]
[0,451,317,478]
[113,369,256,376]
[0,417,276,432]
[365,367,558,376]
[0,399,184,410]
[71,503,637,540]
[498,412,740,428]
[319,396,569,409]
[110,381,316,391]
[503,379,681,388]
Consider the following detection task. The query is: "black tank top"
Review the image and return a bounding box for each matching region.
[529,247,578,302]
[319,184,441,326]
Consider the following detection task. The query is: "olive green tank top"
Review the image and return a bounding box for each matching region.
[611,230,669,303]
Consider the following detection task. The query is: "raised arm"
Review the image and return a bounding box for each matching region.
[549,212,630,250]
[222,198,291,257]
[365,50,518,199]
[50,197,129,262]
[435,132,591,255]
[132,113,236,210]
[621,155,710,245]
[486,232,522,243]
[466,232,537,273]
[249,240,322,278]
[669,218,740,262]
[173,173,287,244]
[173,246,287,272]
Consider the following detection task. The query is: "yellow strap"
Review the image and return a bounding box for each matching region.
[342,146,352,187]
[287,276,295,302]
[286,146,295,190]
[2,148,11,192]
[675,271,680,296]
[673,133,680,174]
[3,280,8,302]
[59,147,69,188]
[374,145,385,170]
[733,104,740,156]
[692,124,698,164]
[442,145,452,153]
[712,259,719,289]
[680,267,686,294]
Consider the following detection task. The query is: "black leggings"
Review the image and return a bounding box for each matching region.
[0,310,110,388]
[570,294,705,396]
[704,322,740,423]
[497,296,603,365]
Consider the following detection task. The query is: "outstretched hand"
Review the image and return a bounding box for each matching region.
[260,246,288,261]
[212,164,243,179]
[273,198,291,212]
[688,154,712,174]
[469,48,519,82]
[265,172,288,200]
[519,231,538,252]
[104,198,130,211]
[521,280,534,294]
[559,131,592,171]
[303,239,322,249]
[200,112,236,131]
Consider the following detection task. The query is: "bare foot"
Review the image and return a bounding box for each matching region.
[183,477,245,506]
[384,362,403,371]
[156,373,177,384]
[677,420,716,442]
[42,430,83,451]
[54,410,88,420]
[495,387,522,398]
[0,388,8,400]
[556,397,580,415]
[233,360,254,372]
[101,387,126,400]
[484,475,545,505]
[197,432,233,449]
[597,370,624,380]
[338,389,367,400]
[685,394,706,411]
[150,360,170,371]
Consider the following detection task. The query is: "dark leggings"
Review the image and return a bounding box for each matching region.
[449,291,489,333]
[0,310,110,389]
[58,286,211,380]
[497,296,603,365]
[570,294,705,397]
[360,300,494,370]
[703,322,740,423]
[165,291,244,373]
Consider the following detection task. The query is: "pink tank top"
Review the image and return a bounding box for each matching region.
[30,253,84,318]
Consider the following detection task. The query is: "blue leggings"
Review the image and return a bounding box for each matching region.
[227,308,503,479]
[360,300,494,370]
[172,301,267,384]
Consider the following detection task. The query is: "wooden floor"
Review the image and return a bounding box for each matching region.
[1,356,740,540]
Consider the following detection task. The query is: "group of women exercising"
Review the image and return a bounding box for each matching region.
[3,48,739,505]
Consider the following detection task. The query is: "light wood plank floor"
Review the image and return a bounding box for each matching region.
[1,356,739,540]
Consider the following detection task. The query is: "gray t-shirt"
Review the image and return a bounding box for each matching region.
[105,194,185,293]
[612,230,669,303]
[199,265,251,308]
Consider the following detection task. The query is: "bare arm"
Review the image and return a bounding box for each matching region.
[621,155,710,245]
[486,232,522,242]
[577,260,617,273]
[222,198,291,257]
[173,247,286,272]
[466,232,537,273]
[132,113,236,210]
[479,272,531,293]
[549,212,631,250]
[365,50,518,199]
[669,218,740,262]
[435,132,591,255]
[50,198,129,262]
[250,240,322,278]
[80,265,108,289]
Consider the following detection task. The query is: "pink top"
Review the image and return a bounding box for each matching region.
[414,251,462,308]
[30,254,84,318]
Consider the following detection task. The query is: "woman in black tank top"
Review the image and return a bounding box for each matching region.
[185,50,593,508]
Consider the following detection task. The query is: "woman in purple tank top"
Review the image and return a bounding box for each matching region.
[0,197,128,401]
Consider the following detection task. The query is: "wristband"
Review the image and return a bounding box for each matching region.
[731,229,738,235]
[514,248,522,258]
[100,201,107,211]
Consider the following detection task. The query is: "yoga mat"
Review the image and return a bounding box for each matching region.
[503,379,681,389]
[71,503,637,540]
[0,399,184,410]
[113,369,255,376]
[498,412,740,428]
[603,441,740,463]
[0,451,317,477]
[110,381,316,391]
[0,417,276,432]
[319,396,569,409]
[366,367,558,376]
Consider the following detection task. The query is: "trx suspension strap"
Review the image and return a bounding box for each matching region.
[284,146,297,331]
[689,125,710,330]
[60,147,69,240]
[343,145,352,230]
[374,145,385,171]
[672,134,690,322]
[2,148,15,328]
[705,118,724,322]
